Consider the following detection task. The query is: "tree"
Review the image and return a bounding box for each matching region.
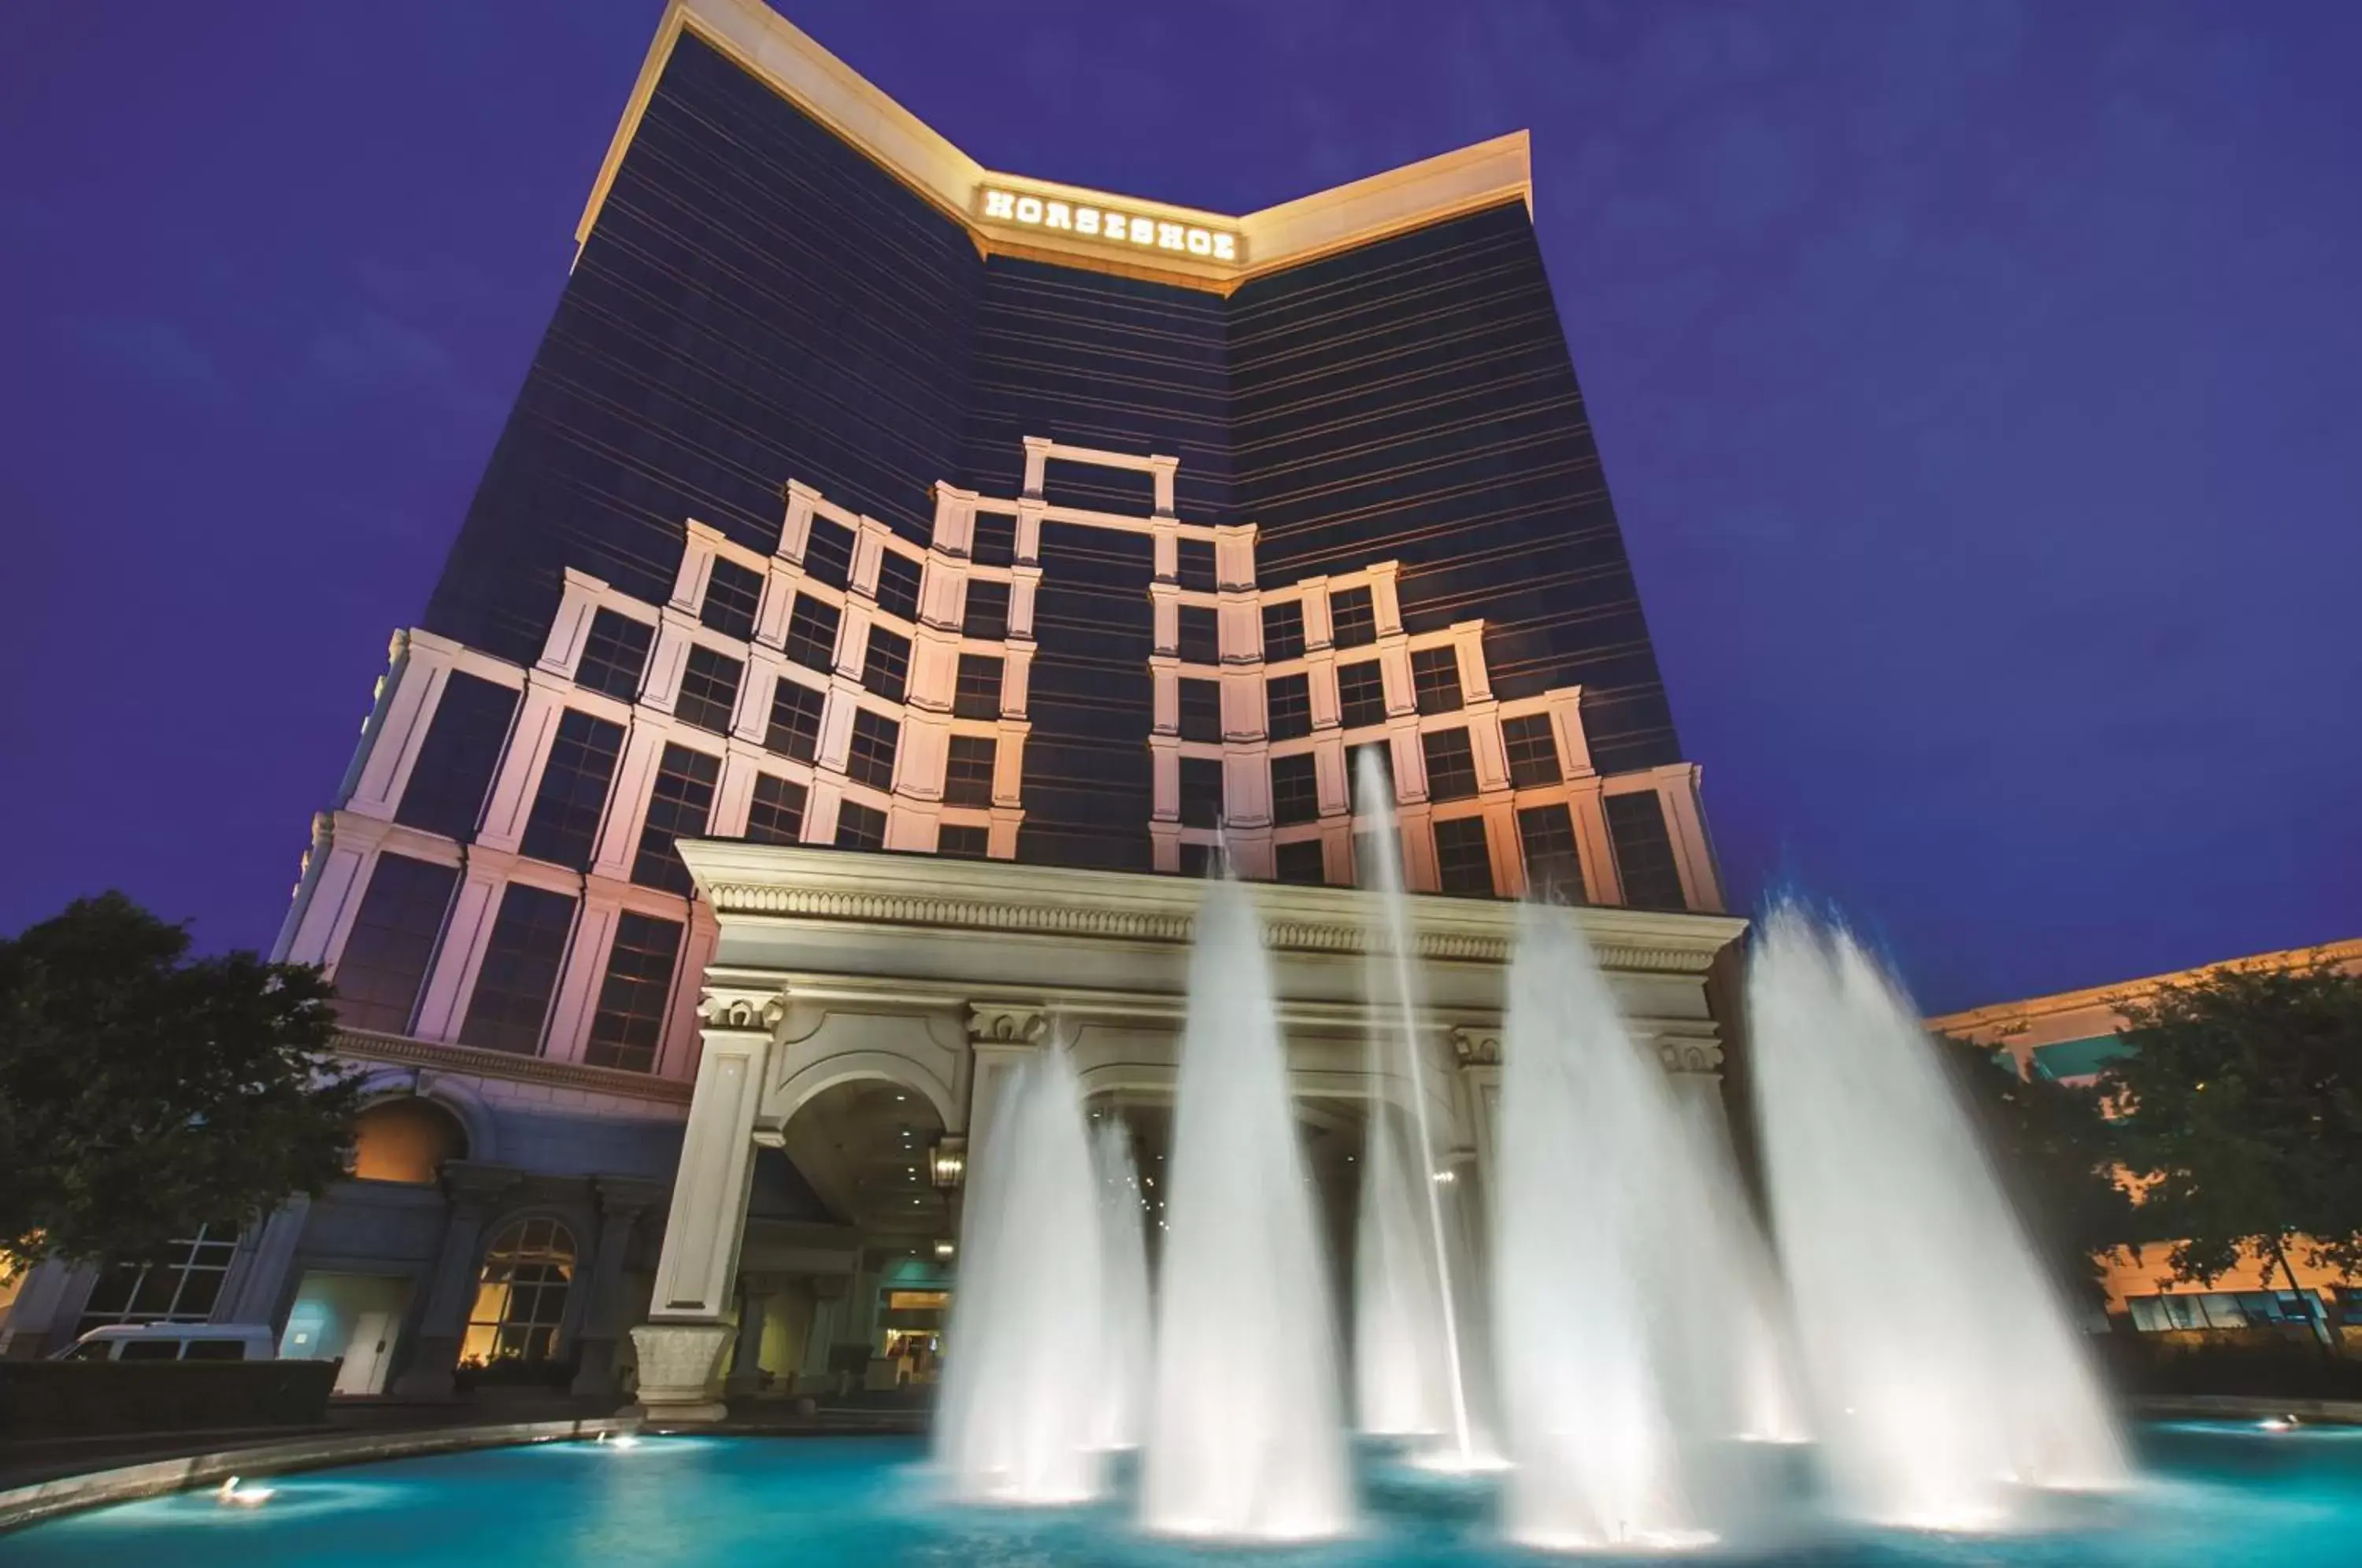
[0,893,361,1274]
[2101,961,2362,1302]
[1938,1035,2134,1303]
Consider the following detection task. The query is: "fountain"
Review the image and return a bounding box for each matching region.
[1090,1115,1153,1452]
[933,1043,1108,1503]
[1492,901,1738,1549]
[1747,904,2129,1528]
[1352,753,1480,1460]
[1141,875,1352,1540]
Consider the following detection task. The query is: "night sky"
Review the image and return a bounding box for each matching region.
[4,2,2356,1013]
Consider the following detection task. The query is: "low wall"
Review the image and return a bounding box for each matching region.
[0,1361,341,1439]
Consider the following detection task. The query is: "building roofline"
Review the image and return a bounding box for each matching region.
[576,0,1534,294]
[1927,936,2362,1035]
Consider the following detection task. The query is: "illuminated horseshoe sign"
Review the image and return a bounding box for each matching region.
[979,188,1240,263]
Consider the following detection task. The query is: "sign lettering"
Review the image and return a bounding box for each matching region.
[980,188,1238,263]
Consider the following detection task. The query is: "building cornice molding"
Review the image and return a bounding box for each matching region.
[334,1030,694,1107]
[676,839,1744,974]
[579,0,1533,294]
[1927,937,2362,1037]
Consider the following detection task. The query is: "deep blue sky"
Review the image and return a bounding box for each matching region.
[3,2,2356,1012]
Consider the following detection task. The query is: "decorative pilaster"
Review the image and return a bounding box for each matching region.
[390,1160,522,1396]
[572,1177,665,1396]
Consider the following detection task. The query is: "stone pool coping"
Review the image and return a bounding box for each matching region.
[0,1414,922,1533]
[6,1397,2356,1534]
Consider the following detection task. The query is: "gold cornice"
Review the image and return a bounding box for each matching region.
[576,0,1535,293]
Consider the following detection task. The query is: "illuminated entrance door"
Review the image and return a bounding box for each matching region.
[280,1272,413,1394]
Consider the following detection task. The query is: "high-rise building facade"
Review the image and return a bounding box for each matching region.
[277,0,1720,1084]
[0,0,1739,1390]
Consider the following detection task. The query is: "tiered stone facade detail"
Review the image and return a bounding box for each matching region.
[276,438,1721,1103]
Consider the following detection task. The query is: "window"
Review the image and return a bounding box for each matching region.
[574,608,652,701]
[394,671,516,841]
[963,579,1010,639]
[631,744,720,896]
[1353,829,1403,889]
[1346,741,1396,812]
[1503,714,1561,788]
[1329,585,1376,649]
[764,677,825,763]
[863,626,910,704]
[954,654,1003,719]
[1337,660,1388,728]
[784,596,841,673]
[1423,728,1479,802]
[802,517,854,589]
[1518,804,1587,904]
[743,774,807,845]
[584,913,683,1073]
[1176,538,1216,592]
[1262,599,1305,662]
[1434,816,1494,896]
[1275,838,1327,886]
[459,884,576,1055]
[673,645,743,736]
[835,800,887,849]
[1270,753,1320,827]
[1411,645,1463,715]
[938,823,990,859]
[1265,673,1312,741]
[333,854,457,1034]
[183,1338,246,1361]
[699,557,764,641]
[461,1219,575,1366]
[75,1224,242,1337]
[971,513,1016,568]
[1606,792,1686,910]
[944,735,997,807]
[1179,841,1216,878]
[1178,605,1219,664]
[1179,756,1224,829]
[873,550,922,621]
[847,710,899,790]
[1179,678,1223,743]
[519,709,624,871]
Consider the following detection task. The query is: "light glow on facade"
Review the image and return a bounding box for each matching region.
[980,187,1238,261]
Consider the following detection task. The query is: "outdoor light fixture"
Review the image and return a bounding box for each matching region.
[929,1137,967,1189]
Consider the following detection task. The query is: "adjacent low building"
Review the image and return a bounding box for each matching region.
[1931,936,2362,1338]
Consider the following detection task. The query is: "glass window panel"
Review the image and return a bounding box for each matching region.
[1517,803,1587,904]
[394,671,517,842]
[802,517,853,589]
[333,853,458,1034]
[835,800,887,849]
[863,626,910,704]
[1328,586,1376,649]
[873,550,922,621]
[1265,673,1312,742]
[1422,727,1479,803]
[944,735,997,807]
[1179,678,1222,743]
[1433,815,1494,896]
[764,677,825,763]
[1261,600,1305,663]
[1175,538,1216,592]
[1179,756,1224,830]
[954,654,1003,719]
[963,579,1010,639]
[574,609,653,702]
[673,645,743,736]
[1177,605,1219,664]
[1274,838,1327,886]
[784,596,841,673]
[631,744,720,895]
[458,884,576,1055]
[520,709,625,871]
[1605,792,1686,910]
[1411,645,1463,716]
[1269,753,1320,827]
[583,912,683,1073]
[847,710,900,790]
[938,823,990,859]
[699,557,763,642]
[1336,660,1388,729]
[970,514,1016,568]
[1502,714,1562,788]
[743,773,807,845]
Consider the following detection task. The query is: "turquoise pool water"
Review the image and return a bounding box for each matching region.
[5,1424,2358,1566]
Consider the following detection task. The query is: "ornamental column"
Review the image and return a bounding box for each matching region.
[630,985,782,1422]
[390,1160,521,1396]
[570,1176,665,1396]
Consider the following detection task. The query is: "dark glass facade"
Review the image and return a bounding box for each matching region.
[416,31,1686,878]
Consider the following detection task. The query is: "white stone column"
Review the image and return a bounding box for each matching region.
[635,986,781,1421]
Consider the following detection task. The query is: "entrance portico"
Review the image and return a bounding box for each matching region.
[631,841,1747,1418]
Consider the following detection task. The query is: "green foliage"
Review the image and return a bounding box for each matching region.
[2102,961,2362,1286]
[1937,1035,2133,1299]
[0,893,361,1274]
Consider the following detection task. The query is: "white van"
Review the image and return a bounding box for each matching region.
[54,1323,279,1363]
